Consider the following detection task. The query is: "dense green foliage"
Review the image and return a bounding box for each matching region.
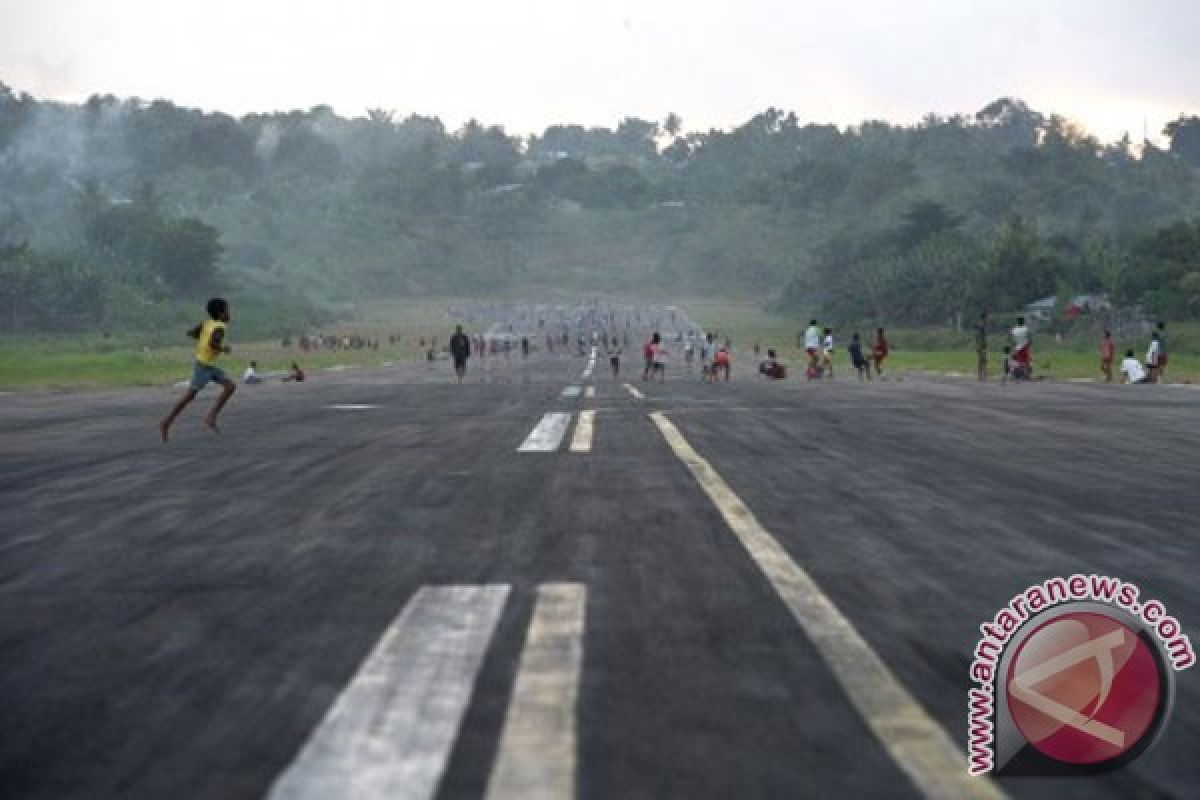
[3,85,1200,333]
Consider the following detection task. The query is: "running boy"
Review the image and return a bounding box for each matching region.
[160,297,237,441]
[848,332,871,380]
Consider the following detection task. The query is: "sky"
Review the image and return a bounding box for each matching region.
[1,0,1197,143]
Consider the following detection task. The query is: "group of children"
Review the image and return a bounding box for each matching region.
[633,331,733,383]
[799,320,890,381]
[988,316,1170,385]
[1102,323,1170,385]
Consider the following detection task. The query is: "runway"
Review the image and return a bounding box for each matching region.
[1,340,1197,799]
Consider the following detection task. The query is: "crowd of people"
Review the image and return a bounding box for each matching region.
[974,313,1171,385]
[159,296,1186,442]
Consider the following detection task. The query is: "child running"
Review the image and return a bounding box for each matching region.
[848,332,871,380]
[160,297,237,441]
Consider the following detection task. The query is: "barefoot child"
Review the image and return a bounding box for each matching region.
[159,297,237,441]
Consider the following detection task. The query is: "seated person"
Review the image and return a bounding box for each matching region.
[242,360,263,384]
[283,362,306,382]
[759,349,786,379]
[1121,349,1150,384]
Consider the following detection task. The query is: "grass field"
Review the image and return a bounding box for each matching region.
[0,299,463,390]
[684,300,1200,383]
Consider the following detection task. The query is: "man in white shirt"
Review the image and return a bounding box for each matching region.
[1121,349,1149,384]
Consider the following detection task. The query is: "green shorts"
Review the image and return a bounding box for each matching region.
[190,361,229,390]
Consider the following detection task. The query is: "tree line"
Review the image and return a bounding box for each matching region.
[2,85,1200,333]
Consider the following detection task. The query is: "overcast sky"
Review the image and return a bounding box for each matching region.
[1,0,1196,142]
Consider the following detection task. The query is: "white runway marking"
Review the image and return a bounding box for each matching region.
[650,413,1005,800]
[569,410,595,453]
[561,386,582,397]
[486,583,586,800]
[518,412,573,452]
[584,386,595,398]
[581,346,597,379]
[622,383,644,399]
[326,404,380,411]
[268,585,510,800]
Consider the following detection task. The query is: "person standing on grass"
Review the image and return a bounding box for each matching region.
[1146,332,1162,383]
[1010,316,1032,377]
[821,327,835,379]
[159,297,237,442]
[803,320,822,371]
[449,325,471,383]
[872,327,889,378]
[1100,330,1115,383]
[975,312,989,381]
[1155,322,1169,382]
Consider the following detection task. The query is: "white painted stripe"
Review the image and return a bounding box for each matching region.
[622,383,644,399]
[584,386,595,398]
[486,583,586,800]
[1067,377,1095,383]
[268,585,510,800]
[326,404,380,410]
[518,412,573,452]
[561,386,582,397]
[569,410,595,453]
[649,413,1005,800]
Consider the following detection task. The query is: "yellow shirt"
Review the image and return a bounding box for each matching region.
[195,319,227,365]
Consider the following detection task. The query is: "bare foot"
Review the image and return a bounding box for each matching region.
[203,414,221,434]
[159,419,170,443]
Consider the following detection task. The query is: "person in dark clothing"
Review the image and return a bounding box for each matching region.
[449,325,471,383]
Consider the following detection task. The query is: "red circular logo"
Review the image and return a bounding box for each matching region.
[1006,612,1162,765]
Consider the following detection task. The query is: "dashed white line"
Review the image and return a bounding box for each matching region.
[518,412,573,452]
[268,585,510,800]
[622,383,644,399]
[326,404,380,410]
[649,413,1005,800]
[581,346,597,379]
[486,583,586,800]
[584,386,595,398]
[569,410,595,453]
[561,386,582,397]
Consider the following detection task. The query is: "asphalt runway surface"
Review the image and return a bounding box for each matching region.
[2,335,1198,799]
